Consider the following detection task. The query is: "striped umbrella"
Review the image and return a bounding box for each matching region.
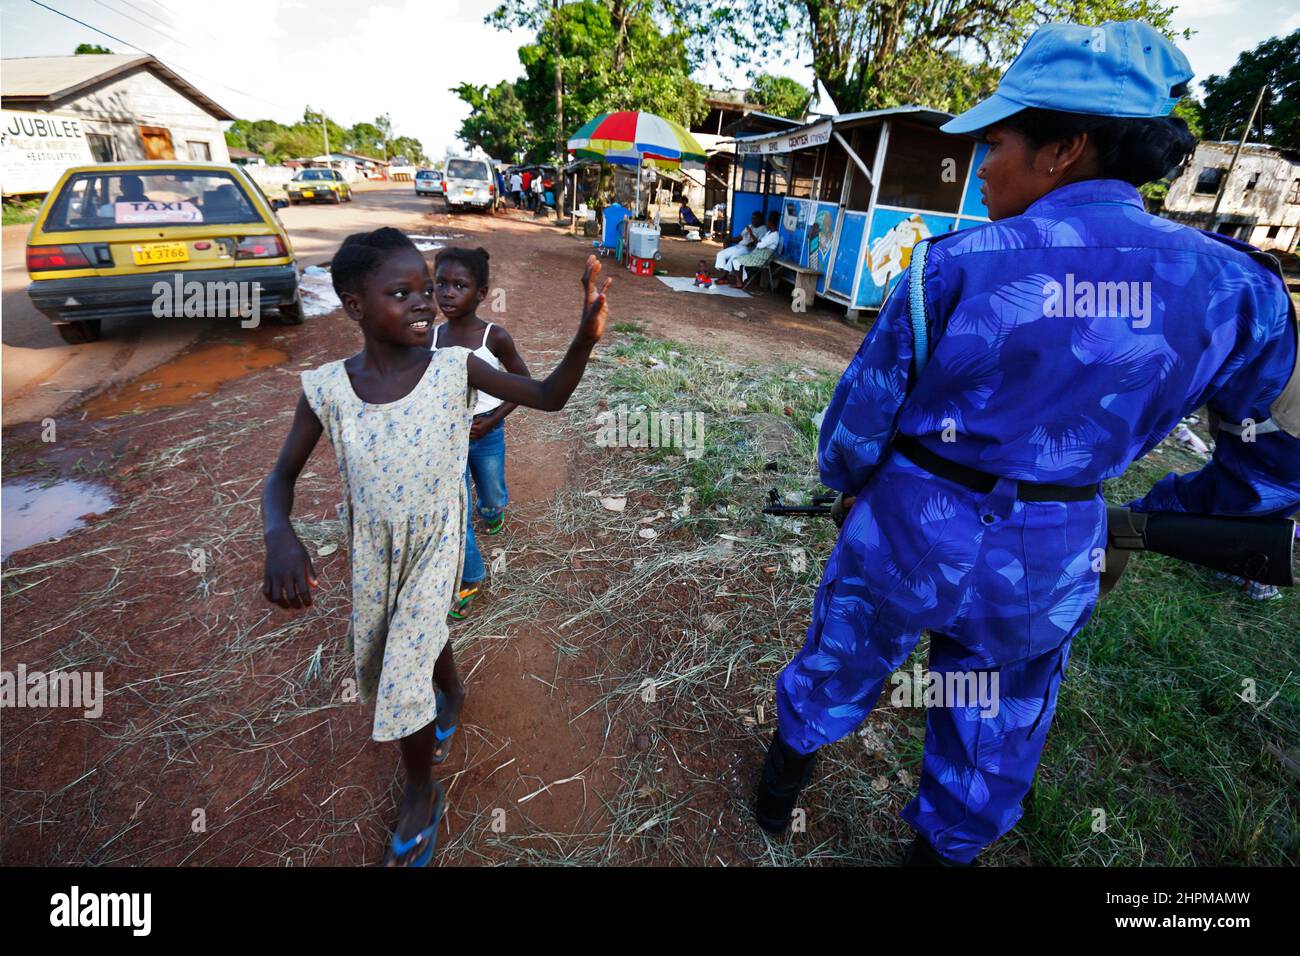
[567,111,706,169]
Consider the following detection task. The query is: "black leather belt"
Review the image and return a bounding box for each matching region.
[893,435,1100,503]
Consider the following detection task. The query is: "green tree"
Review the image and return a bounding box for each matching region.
[747,73,811,119]
[476,0,706,163]
[682,0,1188,115]
[453,80,532,161]
[222,113,425,165]
[1172,97,1202,140]
[74,43,113,54]
[1200,30,1299,147]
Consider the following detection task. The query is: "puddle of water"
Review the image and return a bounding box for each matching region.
[84,340,288,418]
[2,478,117,560]
[300,271,342,317]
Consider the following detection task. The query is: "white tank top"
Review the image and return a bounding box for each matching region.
[436,322,502,417]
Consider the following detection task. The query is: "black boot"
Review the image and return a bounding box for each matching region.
[753,730,817,835]
[902,833,979,867]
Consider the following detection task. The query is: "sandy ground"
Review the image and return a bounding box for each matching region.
[0,196,865,865]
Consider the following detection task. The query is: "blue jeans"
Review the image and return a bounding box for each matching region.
[461,419,508,585]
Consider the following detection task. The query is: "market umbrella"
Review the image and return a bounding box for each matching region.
[567,111,706,216]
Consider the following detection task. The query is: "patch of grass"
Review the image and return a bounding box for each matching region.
[3,197,42,226]
[515,326,1298,866]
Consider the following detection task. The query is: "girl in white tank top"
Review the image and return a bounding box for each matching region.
[432,247,532,612]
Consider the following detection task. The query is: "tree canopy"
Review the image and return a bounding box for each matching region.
[1199,30,1299,148]
[457,0,706,163]
[747,74,811,119]
[685,0,1190,116]
[224,112,427,165]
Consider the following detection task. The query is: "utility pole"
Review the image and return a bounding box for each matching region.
[320,109,331,164]
[552,0,564,163]
[1209,84,1266,232]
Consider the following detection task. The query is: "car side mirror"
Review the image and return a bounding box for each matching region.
[272,198,289,210]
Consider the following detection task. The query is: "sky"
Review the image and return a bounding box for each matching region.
[2,0,1297,158]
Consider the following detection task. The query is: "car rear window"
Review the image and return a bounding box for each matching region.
[416,170,436,180]
[45,170,263,230]
[446,160,489,181]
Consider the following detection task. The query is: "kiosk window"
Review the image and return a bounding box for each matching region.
[876,123,968,212]
[844,126,881,211]
[819,140,848,202]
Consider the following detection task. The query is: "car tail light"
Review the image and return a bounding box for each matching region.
[489,183,495,195]
[441,181,447,192]
[27,245,91,271]
[235,235,286,259]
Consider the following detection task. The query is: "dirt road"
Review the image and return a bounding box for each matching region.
[1,182,440,426]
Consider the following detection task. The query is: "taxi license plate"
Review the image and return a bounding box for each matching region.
[132,242,189,266]
[464,187,475,195]
[302,190,315,198]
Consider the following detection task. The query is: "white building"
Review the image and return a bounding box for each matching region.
[1,54,234,166]
[1163,141,1300,252]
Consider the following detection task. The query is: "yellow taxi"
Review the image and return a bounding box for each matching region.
[287,167,352,204]
[26,160,300,344]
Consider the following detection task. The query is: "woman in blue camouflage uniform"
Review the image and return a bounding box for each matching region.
[754,20,1300,864]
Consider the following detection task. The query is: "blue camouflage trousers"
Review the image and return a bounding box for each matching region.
[776,451,1107,863]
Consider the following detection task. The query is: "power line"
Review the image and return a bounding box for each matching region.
[90,0,205,57]
[127,0,224,47]
[28,0,295,112]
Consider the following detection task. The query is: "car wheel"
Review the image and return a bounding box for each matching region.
[56,319,101,344]
[331,190,343,204]
[288,198,298,206]
[278,286,304,325]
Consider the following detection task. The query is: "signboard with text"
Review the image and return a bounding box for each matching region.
[1,109,94,196]
[734,120,833,156]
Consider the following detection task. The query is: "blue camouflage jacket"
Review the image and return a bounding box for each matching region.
[818,178,1300,518]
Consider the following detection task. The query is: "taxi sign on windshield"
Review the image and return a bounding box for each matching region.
[115,200,203,225]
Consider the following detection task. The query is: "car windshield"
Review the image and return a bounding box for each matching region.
[446,159,489,181]
[294,169,334,181]
[45,170,262,230]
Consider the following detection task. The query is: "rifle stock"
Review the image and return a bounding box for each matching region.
[1105,507,1295,589]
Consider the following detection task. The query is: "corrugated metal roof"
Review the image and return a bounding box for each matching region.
[1,54,235,121]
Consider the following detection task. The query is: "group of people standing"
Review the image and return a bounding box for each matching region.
[506,167,548,211]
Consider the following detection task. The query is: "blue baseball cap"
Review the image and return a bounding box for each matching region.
[941,20,1193,135]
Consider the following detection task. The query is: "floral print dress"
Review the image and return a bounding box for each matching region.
[301,347,474,742]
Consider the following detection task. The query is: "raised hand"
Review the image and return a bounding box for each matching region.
[578,254,612,345]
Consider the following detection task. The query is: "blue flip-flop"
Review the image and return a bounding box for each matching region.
[388,780,446,867]
[432,690,458,765]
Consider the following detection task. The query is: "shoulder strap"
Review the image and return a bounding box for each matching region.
[481,323,494,349]
[908,239,931,376]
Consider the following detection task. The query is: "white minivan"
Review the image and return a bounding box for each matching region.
[443,157,495,212]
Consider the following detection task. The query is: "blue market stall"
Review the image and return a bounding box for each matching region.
[728,107,990,314]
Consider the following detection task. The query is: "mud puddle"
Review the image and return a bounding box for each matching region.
[83,339,288,418]
[1,478,117,560]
